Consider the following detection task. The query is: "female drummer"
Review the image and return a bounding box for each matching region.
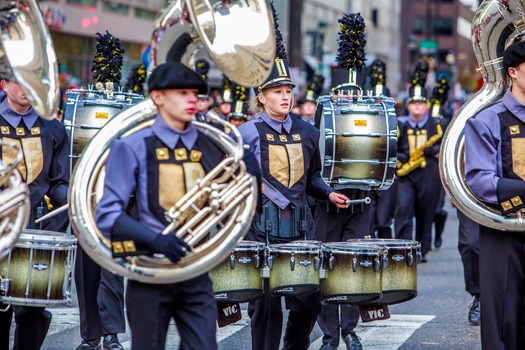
[237,16,348,347]
[0,78,70,349]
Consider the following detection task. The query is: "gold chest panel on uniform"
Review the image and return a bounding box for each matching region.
[265,132,304,188]
[407,128,427,156]
[1,125,43,184]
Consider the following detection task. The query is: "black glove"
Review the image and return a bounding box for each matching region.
[149,233,192,263]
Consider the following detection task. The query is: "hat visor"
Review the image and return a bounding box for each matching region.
[260,79,296,91]
[407,96,427,104]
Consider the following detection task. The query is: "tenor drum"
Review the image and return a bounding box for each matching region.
[267,242,321,296]
[316,95,397,190]
[209,241,265,303]
[0,229,77,306]
[347,238,421,305]
[62,88,144,173]
[321,242,383,305]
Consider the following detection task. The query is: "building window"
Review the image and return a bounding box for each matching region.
[433,18,454,35]
[135,8,157,20]
[67,0,97,6]
[102,0,129,15]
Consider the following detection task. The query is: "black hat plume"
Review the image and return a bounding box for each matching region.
[336,13,367,71]
[271,1,287,60]
[303,74,324,102]
[230,84,249,119]
[195,58,210,81]
[408,59,429,102]
[124,63,146,95]
[370,59,387,87]
[429,74,450,117]
[92,31,125,84]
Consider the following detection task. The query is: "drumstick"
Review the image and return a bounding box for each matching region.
[345,197,371,205]
[34,204,68,223]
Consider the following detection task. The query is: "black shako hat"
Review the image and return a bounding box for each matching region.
[503,41,525,74]
[256,1,295,93]
[148,62,209,95]
[407,59,429,104]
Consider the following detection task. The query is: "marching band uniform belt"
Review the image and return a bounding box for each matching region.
[253,201,308,239]
[27,199,49,230]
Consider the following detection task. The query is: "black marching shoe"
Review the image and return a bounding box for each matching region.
[468,295,481,325]
[343,330,363,350]
[103,334,124,350]
[75,338,101,350]
[319,344,337,350]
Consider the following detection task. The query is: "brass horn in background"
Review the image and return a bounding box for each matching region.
[439,0,525,230]
[0,0,60,120]
[69,0,275,283]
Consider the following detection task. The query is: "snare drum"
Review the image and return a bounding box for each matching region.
[267,242,321,296]
[347,238,421,305]
[209,241,265,303]
[321,242,383,305]
[0,229,77,306]
[316,95,397,190]
[63,88,144,173]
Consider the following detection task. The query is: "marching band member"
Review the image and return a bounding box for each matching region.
[95,61,260,350]
[395,59,443,263]
[228,84,250,128]
[0,78,69,349]
[297,74,324,125]
[75,32,125,350]
[194,58,213,123]
[314,13,368,350]
[464,40,525,349]
[213,74,233,120]
[237,5,348,349]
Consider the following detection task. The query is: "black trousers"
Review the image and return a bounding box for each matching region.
[456,209,479,296]
[0,304,51,350]
[479,226,525,350]
[314,200,371,346]
[74,245,126,340]
[125,274,217,350]
[394,166,441,256]
[369,182,398,239]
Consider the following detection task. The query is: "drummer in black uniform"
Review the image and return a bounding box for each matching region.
[237,5,349,349]
[298,74,324,125]
[74,31,126,350]
[395,59,443,262]
[314,13,369,350]
[0,78,69,349]
[195,58,213,123]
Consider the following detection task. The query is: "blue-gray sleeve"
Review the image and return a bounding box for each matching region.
[464,114,499,204]
[95,139,138,238]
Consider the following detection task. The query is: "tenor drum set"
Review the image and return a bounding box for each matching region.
[209,238,421,305]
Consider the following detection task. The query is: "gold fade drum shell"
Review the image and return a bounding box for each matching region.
[321,242,383,305]
[267,243,321,296]
[316,95,397,191]
[348,238,421,305]
[209,240,265,303]
[63,89,144,173]
[0,229,77,306]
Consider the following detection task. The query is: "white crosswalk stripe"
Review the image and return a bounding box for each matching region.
[46,307,434,349]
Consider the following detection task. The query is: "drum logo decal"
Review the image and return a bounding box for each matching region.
[354,120,367,127]
[360,260,373,268]
[215,293,228,299]
[392,254,404,262]
[299,259,312,266]
[32,262,48,271]
[239,257,252,264]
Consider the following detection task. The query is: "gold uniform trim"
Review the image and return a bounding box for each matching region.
[511,196,523,207]
[16,128,25,136]
[156,148,169,160]
[279,135,288,142]
[31,127,41,135]
[510,125,520,135]
[511,138,525,180]
[1,126,9,134]
[292,134,301,141]
[190,150,202,162]
[112,242,124,254]
[275,58,287,77]
[159,163,185,210]
[123,240,137,253]
[174,148,188,161]
[266,134,274,141]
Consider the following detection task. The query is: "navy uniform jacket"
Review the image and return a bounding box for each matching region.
[96,114,227,255]
[0,97,69,208]
[238,111,332,209]
[465,90,525,215]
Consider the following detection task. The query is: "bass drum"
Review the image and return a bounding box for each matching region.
[62,88,144,173]
[316,95,397,190]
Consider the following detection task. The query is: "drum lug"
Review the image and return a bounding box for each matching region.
[254,254,261,269]
[407,252,414,266]
[267,255,274,269]
[314,256,321,270]
[416,251,422,264]
[328,255,335,270]
[0,278,9,293]
[374,257,381,272]
[229,253,235,269]
[352,257,357,272]
[383,255,389,270]
[290,255,295,271]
